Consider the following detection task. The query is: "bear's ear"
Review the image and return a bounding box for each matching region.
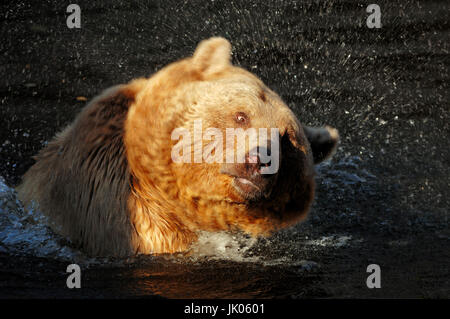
[192,37,231,76]
[303,126,339,164]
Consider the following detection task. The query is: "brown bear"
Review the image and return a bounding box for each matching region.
[17,37,339,257]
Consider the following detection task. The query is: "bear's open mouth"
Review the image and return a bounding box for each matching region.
[234,177,261,192]
[220,163,275,201]
[228,175,269,201]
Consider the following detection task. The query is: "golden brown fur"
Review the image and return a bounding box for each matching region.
[17,38,339,256]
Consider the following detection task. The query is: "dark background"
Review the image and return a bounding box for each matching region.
[0,0,449,298]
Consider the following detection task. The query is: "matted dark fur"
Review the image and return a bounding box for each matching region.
[18,85,139,256]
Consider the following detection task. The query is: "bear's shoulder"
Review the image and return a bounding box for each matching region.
[19,79,147,256]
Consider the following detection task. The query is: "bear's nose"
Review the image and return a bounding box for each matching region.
[245,145,272,175]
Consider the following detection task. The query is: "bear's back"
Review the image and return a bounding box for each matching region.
[17,84,142,256]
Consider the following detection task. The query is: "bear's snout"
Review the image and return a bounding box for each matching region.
[220,143,279,201]
[244,145,275,176]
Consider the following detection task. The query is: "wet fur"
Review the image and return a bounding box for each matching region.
[17,82,146,256]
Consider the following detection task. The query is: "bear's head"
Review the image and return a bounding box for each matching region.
[125,37,339,237]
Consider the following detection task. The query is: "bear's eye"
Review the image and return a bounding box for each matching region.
[234,112,249,125]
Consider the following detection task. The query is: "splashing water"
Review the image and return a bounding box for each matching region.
[0,177,83,261]
[0,155,371,266]
[188,231,260,262]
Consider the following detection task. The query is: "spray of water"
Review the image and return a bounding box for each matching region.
[0,154,368,267]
